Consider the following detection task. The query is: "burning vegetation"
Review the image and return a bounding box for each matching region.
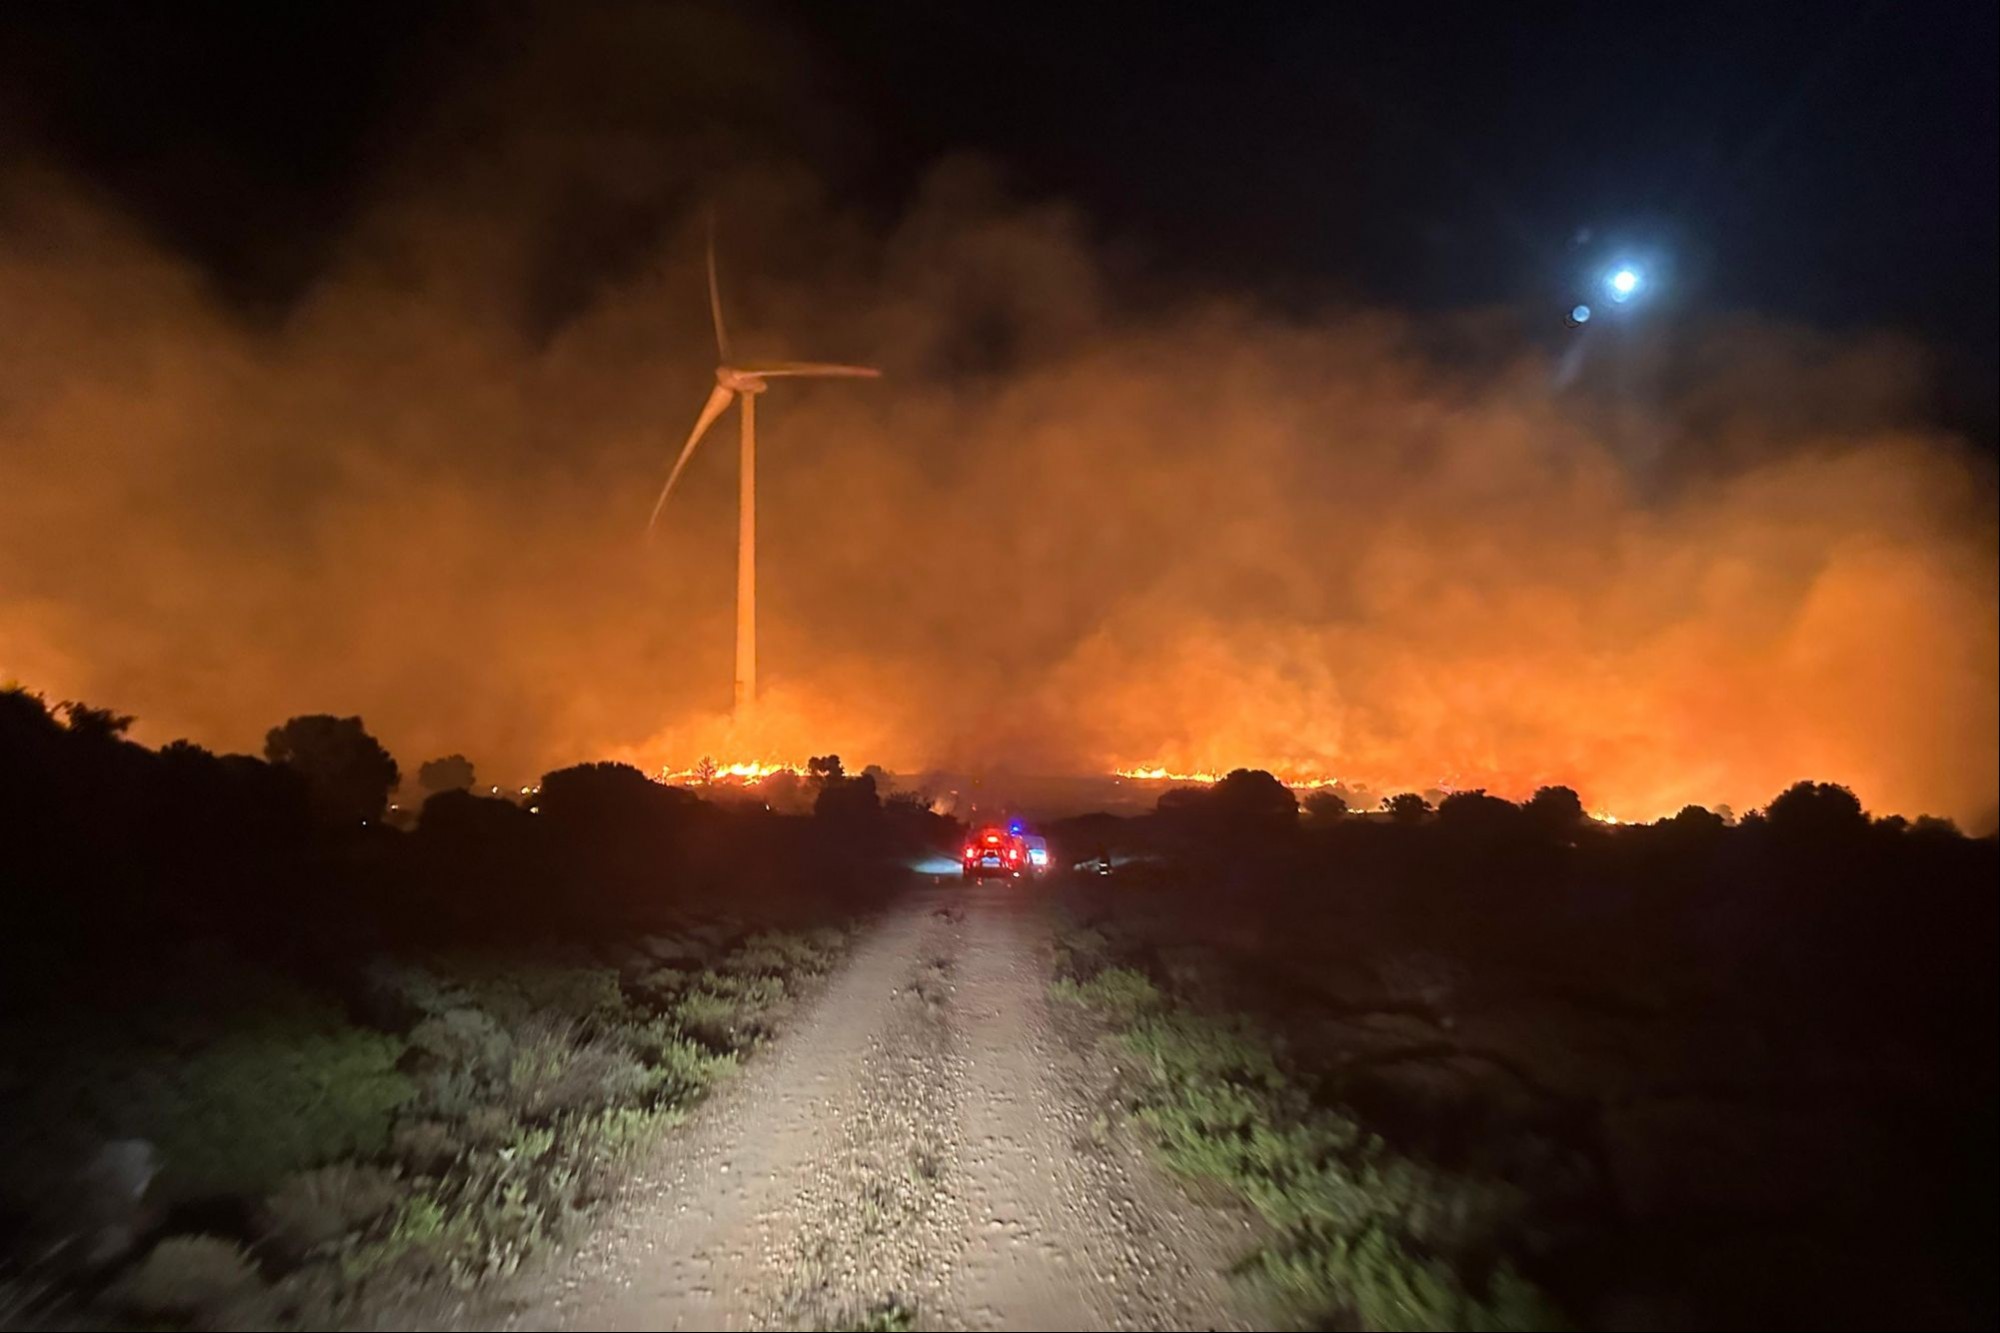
[2,157,1992,828]
[0,14,1994,831]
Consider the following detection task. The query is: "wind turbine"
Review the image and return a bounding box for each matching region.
[648,223,879,713]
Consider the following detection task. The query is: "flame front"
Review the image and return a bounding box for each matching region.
[657,759,809,784]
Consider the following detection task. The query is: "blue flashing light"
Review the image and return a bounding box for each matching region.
[1571,303,1591,324]
[1606,267,1642,303]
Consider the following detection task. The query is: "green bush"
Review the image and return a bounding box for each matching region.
[726,929,841,977]
[107,1235,267,1325]
[21,930,829,1322]
[619,1019,739,1100]
[692,970,789,1005]
[391,1118,463,1173]
[1050,966,1163,1023]
[504,1029,662,1120]
[629,964,691,1002]
[407,1006,511,1078]
[672,980,783,1052]
[1051,922,1112,980]
[1066,961,1564,1330]
[442,961,629,1027]
[1254,1225,1555,1331]
[259,1163,403,1261]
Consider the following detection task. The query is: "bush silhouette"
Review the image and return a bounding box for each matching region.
[537,761,693,828]
[813,771,881,823]
[416,754,476,796]
[1525,785,1586,837]
[1211,769,1299,831]
[1302,791,1349,824]
[264,716,399,828]
[1765,780,1868,841]
[1383,792,1432,824]
[1666,804,1727,834]
[1437,789,1522,834]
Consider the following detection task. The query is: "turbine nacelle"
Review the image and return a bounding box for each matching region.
[716,362,881,394]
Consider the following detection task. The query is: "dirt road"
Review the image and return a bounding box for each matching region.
[512,883,1256,1331]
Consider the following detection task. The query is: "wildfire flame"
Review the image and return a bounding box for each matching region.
[656,759,809,785]
[1115,766,1666,824]
[1115,766,1347,790]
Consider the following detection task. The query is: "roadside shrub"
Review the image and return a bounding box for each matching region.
[629,964,690,1002]
[391,1119,463,1173]
[444,961,629,1027]
[106,1235,267,1325]
[407,1006,511,1075]
[116,1017,411,1201]
[673,989,749,1051]
[1051,966,1164,1023]
[1123,1011,1286,1092]
[1255,1225,1557,1331]
[728,929,841,976]
[259,1163,402,1262]
[1051,923,1112,979]
[620,1019,738,1100]
[720,942,794,976]
[1070,954,1564,1329]
[693,970,788,1005]
[672,976,786,1051]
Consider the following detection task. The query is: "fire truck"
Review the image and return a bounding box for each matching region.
[961,820,1051,878]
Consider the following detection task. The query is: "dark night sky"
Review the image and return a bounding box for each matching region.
[3,1,1995,438]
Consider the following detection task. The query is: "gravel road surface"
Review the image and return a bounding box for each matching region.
[510,882,1255,1331]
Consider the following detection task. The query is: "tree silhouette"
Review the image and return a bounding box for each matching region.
[1910,814,1961,839]
[417,754,476,796]
[807,754,845,786]
[1437,789,1521,833]
[1155,786,1211,817]
[1303,791,1349,824]
[264,715,400,827]
[1666,804,1727,834]
[1525,785,1586,837]
[814,771,881,822]
[1211,768,1298,830]
[418,787,530,842]
[1383,792,1432,824]
[537,761,693,827]
[59,701,135,744]
[1765,781,1868,841]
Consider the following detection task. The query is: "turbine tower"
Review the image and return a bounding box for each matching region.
[648,222,879,712]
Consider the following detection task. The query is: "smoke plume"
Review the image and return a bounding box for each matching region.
[2,14,1993,828]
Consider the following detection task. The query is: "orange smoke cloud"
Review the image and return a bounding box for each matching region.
[1,92,1993,828]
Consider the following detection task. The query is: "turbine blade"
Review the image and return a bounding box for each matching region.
[647,383,735,537]
[734,360,882,379]
[706,213,731,364]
